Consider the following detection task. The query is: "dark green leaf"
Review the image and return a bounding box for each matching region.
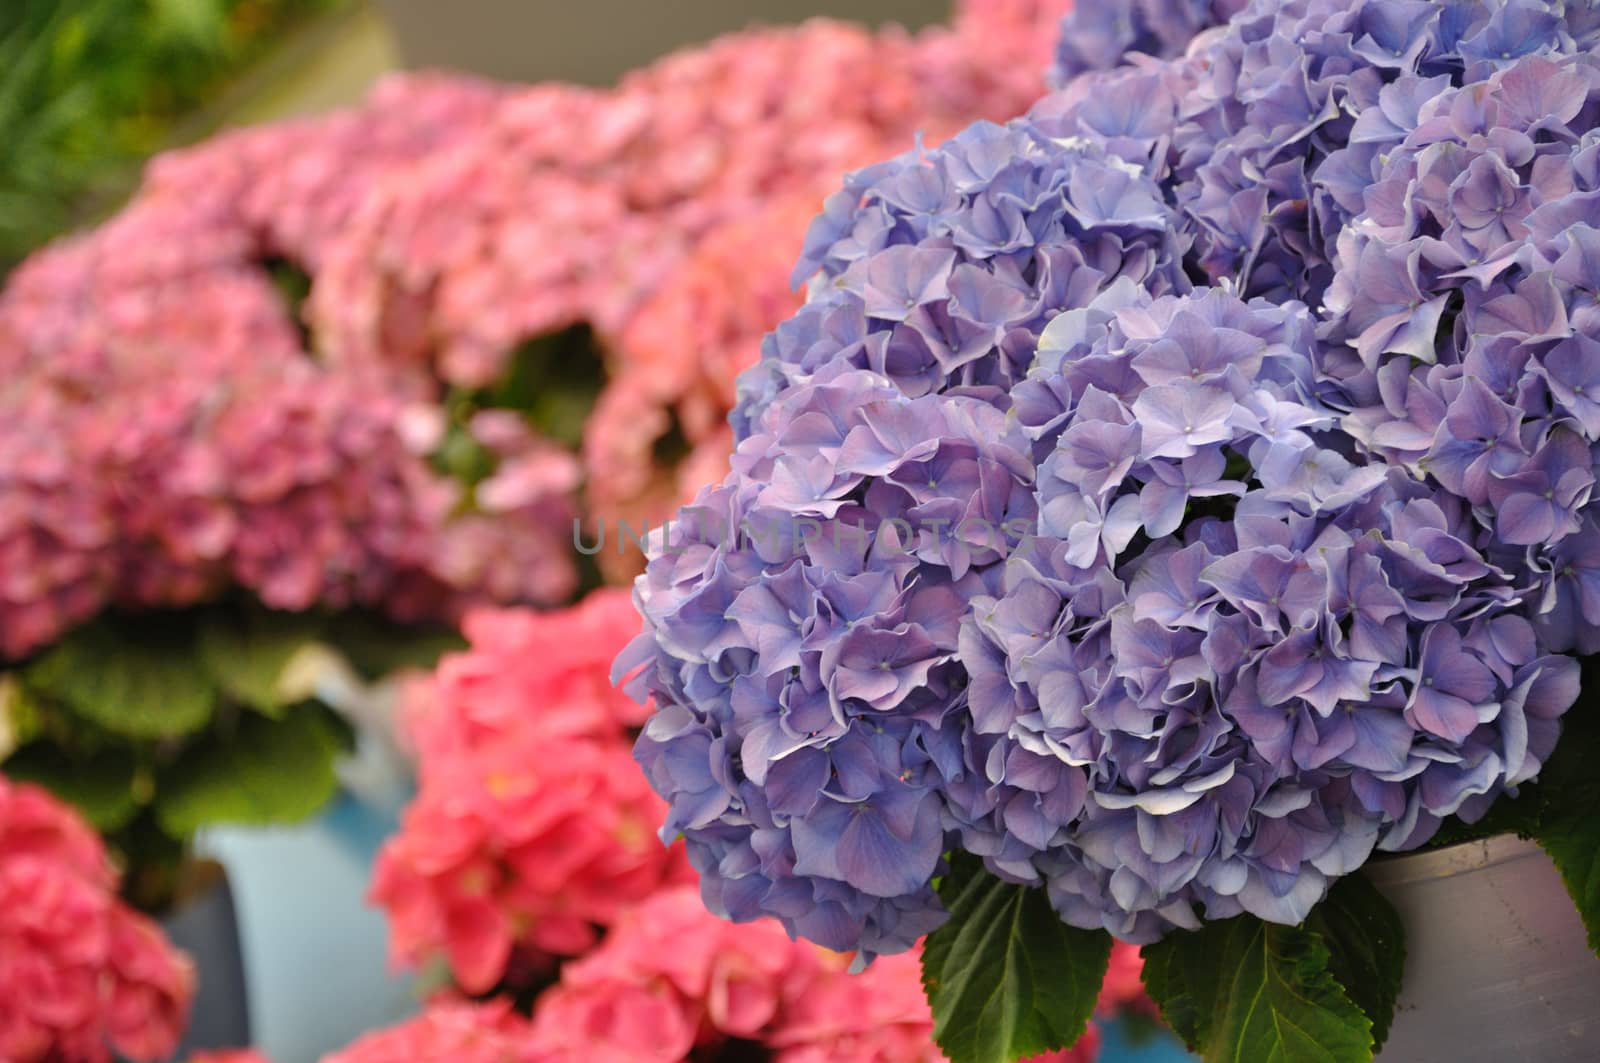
[1304,874,1406,1050]
[1141,914,1374,1063]
[1,741,140,831]
[0,673,43,750]
[1539,810,1600,955]
[23,619,216,738]
[922,853,1111,1063]
[197,606,324,717]
[154,705,342,837]
[1138,919,1217,1050]
[330,612,467,679]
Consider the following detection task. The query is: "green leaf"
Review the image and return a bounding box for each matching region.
[1304,874,1406,1050]
[23,619,217,739]
[148,0,230,49]
[330,612,467,680]
[0,672,42,756]
[154,705,342,838]
[1141,915,1374,1063]
[1538,810,1600,955]
[1138,920,1217,1050]
[1,741,140,831]
[922,853,1111,1063]
[198,607,324,717]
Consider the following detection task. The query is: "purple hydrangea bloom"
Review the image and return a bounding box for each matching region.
[959,287,1577,939]
[623,0,1596,960]
[1048,0,1245,86]
[731,117,1191,436]
[622,369,1036,957]
[1318,52,1600,651]
[1037,0,1600,307]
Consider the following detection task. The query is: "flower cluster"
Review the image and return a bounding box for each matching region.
[345,885,1115,1063]
[526,886,843,1062]
[965,285,1577,938]
[1317,52,1600,656]
[1048,0,1242,84]
[733,116,1189,428]
[587,195,818,541]
[1177,0,1598,303]
[632,119,1191,957]
[0,340,581,659]
[0,0,1072,656]
[307,0,1075,534]
[343,904,1151,1063]
[371,592,689,994]
[624,0,1597,958]
[313,3,1075,382]
[0,777,193,1062]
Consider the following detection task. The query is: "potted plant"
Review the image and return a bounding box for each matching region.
[619,2,1600,1061]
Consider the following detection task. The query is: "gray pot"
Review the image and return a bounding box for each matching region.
[1366,835,1600,1061]
[159,863,251,1058]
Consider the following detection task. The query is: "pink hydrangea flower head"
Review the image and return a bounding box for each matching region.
[526,887,814,1060]
[770,950,950,1063]
[0,0,1070,660]
[0,778,194,1063]
[378,593,687,993]
[402,589,651,773]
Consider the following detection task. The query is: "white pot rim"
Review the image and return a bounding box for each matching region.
[1362,833,1544,888]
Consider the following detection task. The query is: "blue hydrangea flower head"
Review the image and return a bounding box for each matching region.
[732,117,1191,436]
[1048,0,1245,86]
[959,285,1577,938]
[622,0,1597,959]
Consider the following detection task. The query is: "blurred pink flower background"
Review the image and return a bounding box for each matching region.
[0,0,1071,661]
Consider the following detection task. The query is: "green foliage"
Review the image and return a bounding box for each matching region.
[2,741,142,831]
[0,0,338,270]
[1,599,394,910]
[329,611,467,680]
[1303,874,1406,1051]
[481,324,609,451]
[922,853,1111,1063]
[431,323,610,499]
[24,617,218,738]
[263,254,314,345]
[1141,913,1375,1063]
[1539,809,1600,954]
[155,702,344,836]
[197,604,325,716]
